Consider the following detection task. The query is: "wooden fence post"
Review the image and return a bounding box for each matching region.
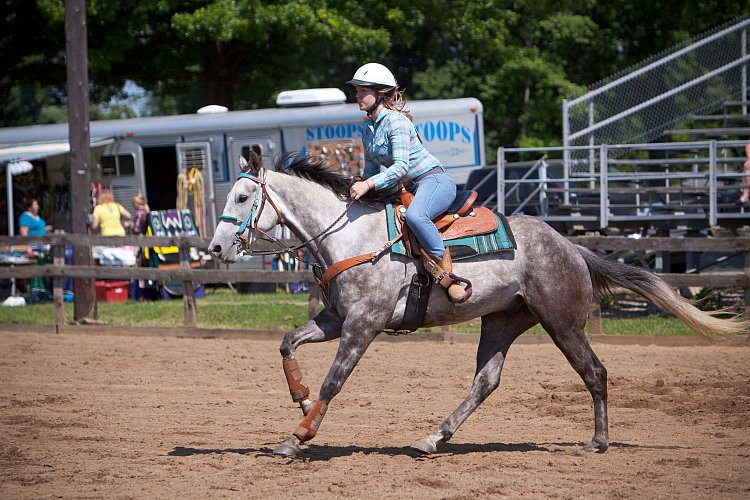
[52,234,65,328]
[308,282,321,320]
[589,303,603,336]
[179,243,197,327]
[66,0,97,323]
[745,250,750,346]
[441,323,451,342]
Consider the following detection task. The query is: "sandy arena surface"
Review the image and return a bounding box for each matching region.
[1,329,749,499]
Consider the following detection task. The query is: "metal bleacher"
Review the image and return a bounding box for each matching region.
[479,16,750,235]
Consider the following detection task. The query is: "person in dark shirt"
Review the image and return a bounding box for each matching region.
[130,193,150,235]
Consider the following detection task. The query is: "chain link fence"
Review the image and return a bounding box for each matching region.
[563,16,750,172]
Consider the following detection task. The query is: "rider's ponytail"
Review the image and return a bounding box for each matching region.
[380,87,413,122]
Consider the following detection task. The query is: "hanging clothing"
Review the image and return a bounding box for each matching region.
[176,168,205,237]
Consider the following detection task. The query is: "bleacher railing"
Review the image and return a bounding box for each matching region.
[496,140,749,230]
[562,16,750,183]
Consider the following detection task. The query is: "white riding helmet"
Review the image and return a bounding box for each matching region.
[346,63,397,88]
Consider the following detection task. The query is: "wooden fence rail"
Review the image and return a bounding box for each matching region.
[0,233,315,328]
[1,234,749,332]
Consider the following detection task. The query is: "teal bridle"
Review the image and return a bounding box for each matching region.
[217,166,355,258]
[217,168,286,252]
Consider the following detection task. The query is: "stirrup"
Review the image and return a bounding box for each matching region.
[421,250,472,303]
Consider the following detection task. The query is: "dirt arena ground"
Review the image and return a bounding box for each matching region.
[1,329,749,499]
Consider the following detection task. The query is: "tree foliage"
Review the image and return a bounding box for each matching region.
[2,0,749,158]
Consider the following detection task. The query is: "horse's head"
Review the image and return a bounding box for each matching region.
[209,152,283,262]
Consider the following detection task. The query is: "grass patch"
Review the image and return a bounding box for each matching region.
[0,288,311,331]
[589,315,695,336]
[430,315,694,336]
[0,287,700,335]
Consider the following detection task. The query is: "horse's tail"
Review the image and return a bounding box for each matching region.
[576,245,748,338]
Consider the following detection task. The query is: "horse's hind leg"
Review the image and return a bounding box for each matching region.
[412,309,537,454]
[536,313,609,453]
[279,308,343,416]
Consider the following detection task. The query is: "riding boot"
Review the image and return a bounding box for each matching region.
[421,247,472,303]
[441,248,472,303]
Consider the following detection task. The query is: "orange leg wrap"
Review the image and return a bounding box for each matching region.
[283,357,310,403]
[293,400,328,442]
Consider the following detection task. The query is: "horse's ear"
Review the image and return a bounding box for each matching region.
[239,152,262,175]
[239,155,250,172]
[248,151,262,175]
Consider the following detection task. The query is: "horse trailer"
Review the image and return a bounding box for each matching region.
[0,90,484,237]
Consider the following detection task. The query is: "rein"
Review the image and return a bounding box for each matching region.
[218,167,403,294]
[217,167,362,259]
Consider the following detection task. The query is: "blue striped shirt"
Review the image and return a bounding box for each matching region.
[362,108,442,190]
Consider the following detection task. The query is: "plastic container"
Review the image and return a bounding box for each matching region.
[95,280,130,302]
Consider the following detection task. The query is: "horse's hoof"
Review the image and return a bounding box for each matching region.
[410,439,437,455]
[580,439,608,454]
[274,441,301,457]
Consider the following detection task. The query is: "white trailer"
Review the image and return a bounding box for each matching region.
[0,90,484,237]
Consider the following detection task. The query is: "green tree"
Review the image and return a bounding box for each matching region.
[2,0,749,161]
[164,0,392,109]
[409,1,596,158]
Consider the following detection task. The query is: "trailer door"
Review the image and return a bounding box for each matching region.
[228,137,277,176]
[175,141,216,237]
[219,136,278,212]
[224,136,281,239]
[102,139,145,209]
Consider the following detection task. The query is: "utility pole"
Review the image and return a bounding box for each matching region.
[65,0,97,322]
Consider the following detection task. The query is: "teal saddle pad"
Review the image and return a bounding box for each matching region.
[385,203,516,260]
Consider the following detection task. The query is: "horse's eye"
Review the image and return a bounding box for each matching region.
[238,194,249,203]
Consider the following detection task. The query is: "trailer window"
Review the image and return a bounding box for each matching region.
[101,156,116,175]
[100,153,136,176]
[241,144,263,160]
[118,155,135,175]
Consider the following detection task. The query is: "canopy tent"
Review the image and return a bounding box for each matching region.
[0,137,115,164]
[3,136,115,236]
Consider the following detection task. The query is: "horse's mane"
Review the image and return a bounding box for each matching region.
[274,153,398,204]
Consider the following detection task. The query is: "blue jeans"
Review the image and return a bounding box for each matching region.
[405,172,456,259]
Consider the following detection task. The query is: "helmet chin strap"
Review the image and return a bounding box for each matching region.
[366,95,384,117]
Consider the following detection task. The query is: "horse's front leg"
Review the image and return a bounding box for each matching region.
[280,308,343,416]
[274,314,382,457]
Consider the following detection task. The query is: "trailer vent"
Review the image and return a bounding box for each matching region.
[176,142,211,171]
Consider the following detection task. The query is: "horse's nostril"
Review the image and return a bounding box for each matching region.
[211,244,222,254]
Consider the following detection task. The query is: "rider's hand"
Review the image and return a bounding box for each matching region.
[350,180,373,200]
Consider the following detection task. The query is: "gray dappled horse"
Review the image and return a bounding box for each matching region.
[209,153,746,458]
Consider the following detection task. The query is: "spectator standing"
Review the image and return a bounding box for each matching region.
[91,190,131,236]
[17,197,52,301]
[130,193,150,235]
[18,197,51,236]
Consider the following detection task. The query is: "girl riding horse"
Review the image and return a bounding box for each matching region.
[347,63,471,303]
